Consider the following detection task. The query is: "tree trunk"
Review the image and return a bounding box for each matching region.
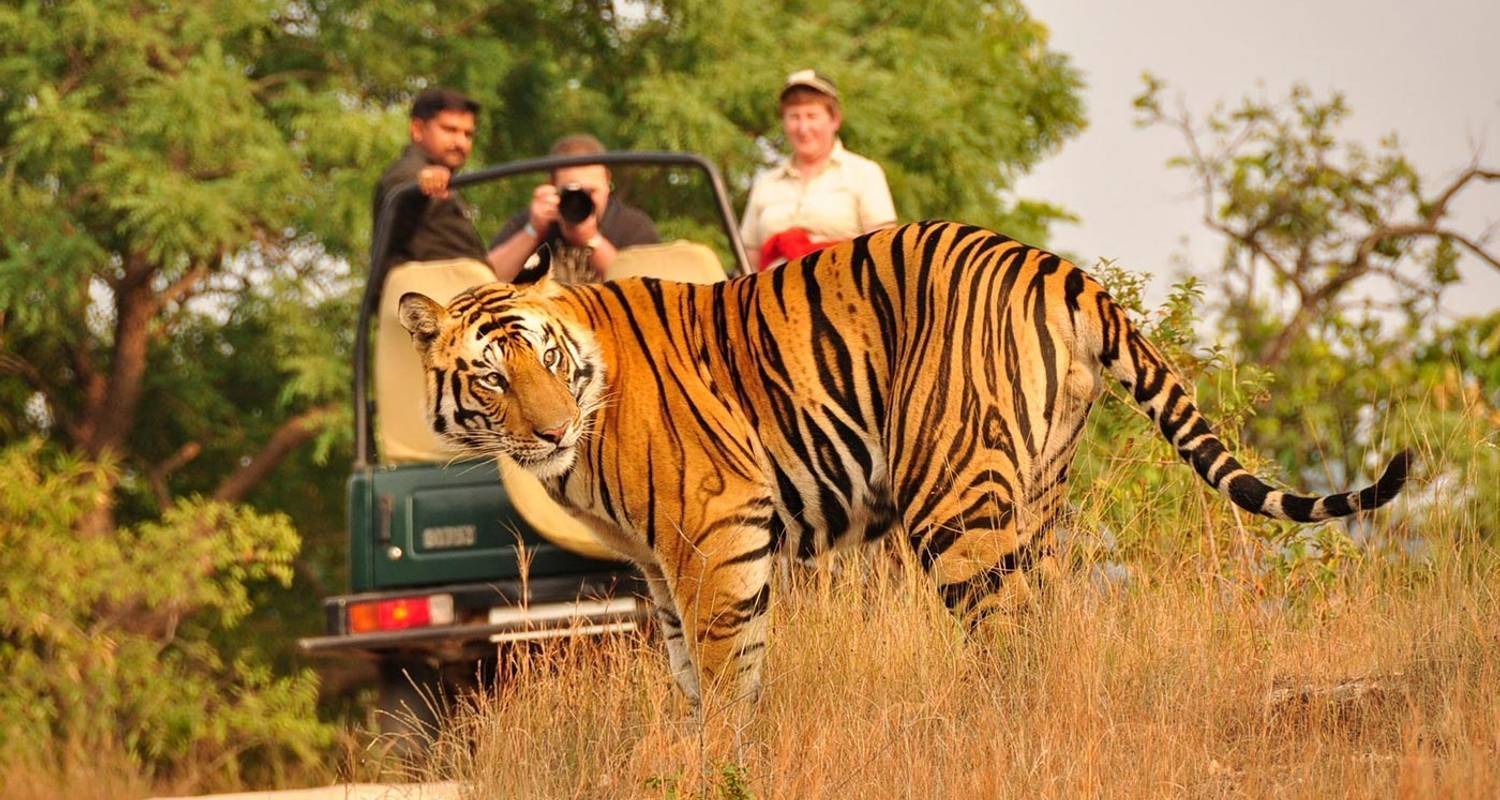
[76,267,159,536]
[85,273,156,461]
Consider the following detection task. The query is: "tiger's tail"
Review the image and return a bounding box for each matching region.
[1088,290,1409,523]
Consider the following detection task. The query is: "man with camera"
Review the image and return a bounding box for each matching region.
[487,134,659,281]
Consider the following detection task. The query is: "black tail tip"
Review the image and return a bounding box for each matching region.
[1362,449,1414,511]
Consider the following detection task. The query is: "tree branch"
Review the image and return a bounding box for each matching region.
[0,350,47,394]
[156,261,214,311]
[1205,217,1297,284]
[148,441,202,510]
[0,348,88,441]
[212,405,337,504]
[84,264,157,460]
[1443,229,1500,273]
[1424,165,1500,225]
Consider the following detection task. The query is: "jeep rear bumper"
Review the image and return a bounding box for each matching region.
[298,572,647,657]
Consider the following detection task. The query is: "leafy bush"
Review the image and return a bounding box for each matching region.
[0,442,332,782]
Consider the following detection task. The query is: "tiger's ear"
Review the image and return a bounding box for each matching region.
[398,292,444,354]
[512,243,553,287]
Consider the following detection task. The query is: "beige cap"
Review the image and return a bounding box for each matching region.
[779,69,839,101]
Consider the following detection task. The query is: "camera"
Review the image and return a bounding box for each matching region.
[557,184,595,225]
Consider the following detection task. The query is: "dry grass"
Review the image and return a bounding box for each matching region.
[9,413,1493,799]
[409,528,1498,799]
[0,748,159,800]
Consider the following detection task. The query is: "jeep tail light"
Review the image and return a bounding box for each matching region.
[348,593,454,634]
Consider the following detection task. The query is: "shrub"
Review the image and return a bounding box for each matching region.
[0,441,332,784]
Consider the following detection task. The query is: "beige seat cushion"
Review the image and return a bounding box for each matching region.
[602,239,727,284]
[496,456,619,560]
[376,259,498,464]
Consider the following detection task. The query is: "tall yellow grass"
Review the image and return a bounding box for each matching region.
[413,444,1499,798]
[7,411,1493,799]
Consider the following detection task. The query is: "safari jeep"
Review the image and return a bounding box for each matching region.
[298,151,751,732]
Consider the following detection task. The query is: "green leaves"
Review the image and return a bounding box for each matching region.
[0,441,329,769]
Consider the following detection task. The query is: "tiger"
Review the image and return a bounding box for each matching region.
[397,220,1410,709]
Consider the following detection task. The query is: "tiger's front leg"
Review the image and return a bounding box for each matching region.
[641,563,700,704]
[658,496,775,713]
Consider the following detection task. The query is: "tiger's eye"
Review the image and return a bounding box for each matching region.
[481,372,505,389]
[543,347,560,368]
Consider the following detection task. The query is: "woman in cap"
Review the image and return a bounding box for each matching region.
[740,70,898,270]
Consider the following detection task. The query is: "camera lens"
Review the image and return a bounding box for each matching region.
[557,185,595,225]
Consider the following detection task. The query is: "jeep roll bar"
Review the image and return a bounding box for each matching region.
[355,151,750,469]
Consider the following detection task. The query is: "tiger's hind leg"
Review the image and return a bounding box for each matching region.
[907,492,1057,625]
[904,357,1100,624]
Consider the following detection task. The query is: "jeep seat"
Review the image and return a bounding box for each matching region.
[602,239,727,284]
[375,258,496,465]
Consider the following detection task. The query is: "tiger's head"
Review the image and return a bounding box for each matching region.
[397,247,605,479]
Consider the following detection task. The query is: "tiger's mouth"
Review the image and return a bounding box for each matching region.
[511,442,578,479]
[444,432,579,479]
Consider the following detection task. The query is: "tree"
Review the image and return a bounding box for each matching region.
[1131,77,1500,490]
[1134,77,1499,367]
[0,1,391,531]
[0,0,395,778]
[0,443,329,780]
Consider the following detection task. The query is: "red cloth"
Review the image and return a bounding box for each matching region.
[758,227,842,270]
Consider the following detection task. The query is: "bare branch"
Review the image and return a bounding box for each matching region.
[1204,217,1297,284]
[1443,229,1500,273]
[0,350,47,392]
[1424,165,1500,225]
[1368,265,1436,297]
[212,405,337,504]
[147,441,203,510]
[156,262,214,311]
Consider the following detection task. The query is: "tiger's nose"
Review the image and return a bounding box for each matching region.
[534,425,568,444]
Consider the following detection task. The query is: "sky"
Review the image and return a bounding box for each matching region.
[1013,0,1500,319]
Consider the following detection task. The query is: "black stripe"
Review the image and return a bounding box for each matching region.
[693,512,776,546]
[719,541,773,568]
[1227,473,1270,512]
[1280,494,1316,521]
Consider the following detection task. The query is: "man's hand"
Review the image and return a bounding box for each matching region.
[528,184,561,235]
[560,211,603,248]
[417,165,452,199]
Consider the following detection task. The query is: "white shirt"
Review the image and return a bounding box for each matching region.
[740,140,897,268]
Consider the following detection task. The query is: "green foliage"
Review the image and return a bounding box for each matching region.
[364,0,1086,242]
[611,0,1086,240]
[643,761,756,800]
[1133,77,1473,351]
[1132,76,1498,499]
[0,441,331,777]
[1070,257,1500,597]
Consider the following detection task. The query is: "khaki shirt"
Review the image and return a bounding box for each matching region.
[739,140,897,266]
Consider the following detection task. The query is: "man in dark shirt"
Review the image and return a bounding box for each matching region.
[372,88,488,266]
[487,134,658,281]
